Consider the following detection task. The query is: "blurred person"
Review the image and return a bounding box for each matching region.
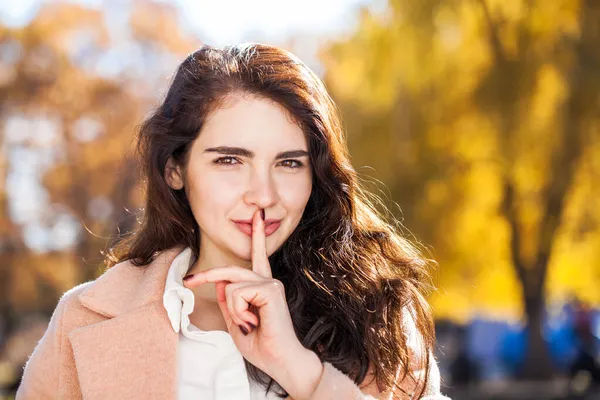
[448,326,479,386]
[16,44,449,400]
[568,299,600,396]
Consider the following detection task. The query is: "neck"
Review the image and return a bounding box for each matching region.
[187,245,251,275]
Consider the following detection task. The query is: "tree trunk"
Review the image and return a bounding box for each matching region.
[520,293,555,379]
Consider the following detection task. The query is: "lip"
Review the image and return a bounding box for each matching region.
[233,219,281,237]
[233,218,281,225]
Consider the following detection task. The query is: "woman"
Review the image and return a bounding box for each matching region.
[17,44,449,399]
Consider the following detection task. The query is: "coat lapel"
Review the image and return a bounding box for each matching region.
[68,246,185,399]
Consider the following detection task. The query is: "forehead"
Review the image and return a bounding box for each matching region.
[196,95,307,148]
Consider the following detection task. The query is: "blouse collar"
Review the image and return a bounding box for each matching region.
[161,247,233,344]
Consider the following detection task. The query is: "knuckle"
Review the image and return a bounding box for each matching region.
[271,279,285,292]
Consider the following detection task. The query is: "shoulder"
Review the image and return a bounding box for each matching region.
[65,246,184,320]
[59,258,135,307]
[37,281,96,340]
[50,268,122,332]
[401,305,444,397]
[46,246,183,332]
[56,280,95,311]
[359,305,443,397]
[52,256,142,324]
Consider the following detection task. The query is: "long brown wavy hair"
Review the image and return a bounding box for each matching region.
[106,43,436,398]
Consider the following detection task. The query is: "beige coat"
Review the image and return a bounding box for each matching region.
[16,246,447,399]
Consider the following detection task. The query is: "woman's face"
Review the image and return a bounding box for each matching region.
[168,94,313,266]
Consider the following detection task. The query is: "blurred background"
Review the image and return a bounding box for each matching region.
[0,0,599,399]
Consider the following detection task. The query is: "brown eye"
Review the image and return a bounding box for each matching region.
[214,156,240,165]
[280,159,303,169]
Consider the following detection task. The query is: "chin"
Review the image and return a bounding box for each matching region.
[228,250,250,263]
[231,246,252,262]
[227,230,289,261]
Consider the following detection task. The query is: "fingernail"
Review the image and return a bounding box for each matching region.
[260,209,265,220]
[248,322,257,330]
[183,274,194,281]
[239,325,249,335]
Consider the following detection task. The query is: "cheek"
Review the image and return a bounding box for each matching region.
[278,175,312,219]
[187,172,241,227]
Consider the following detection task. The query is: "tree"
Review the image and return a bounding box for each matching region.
[0,0,199,337]
[322,0,600,379]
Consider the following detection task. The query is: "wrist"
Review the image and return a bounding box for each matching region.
[277,346,324,400]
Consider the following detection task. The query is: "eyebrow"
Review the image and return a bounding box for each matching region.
[203,146,309,160]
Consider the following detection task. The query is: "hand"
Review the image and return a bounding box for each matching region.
[182,209,323,397]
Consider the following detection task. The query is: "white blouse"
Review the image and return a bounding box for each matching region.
[162,247,280,399]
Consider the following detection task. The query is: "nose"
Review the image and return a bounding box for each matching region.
[242,167,279,210]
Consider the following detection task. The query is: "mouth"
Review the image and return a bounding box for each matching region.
[232,219,281,237]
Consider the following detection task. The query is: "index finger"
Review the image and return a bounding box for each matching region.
[252,208,272,278]
[183,266,263,286]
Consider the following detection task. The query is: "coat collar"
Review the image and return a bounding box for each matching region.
[77,245,186,318]
[68,245,186,399]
